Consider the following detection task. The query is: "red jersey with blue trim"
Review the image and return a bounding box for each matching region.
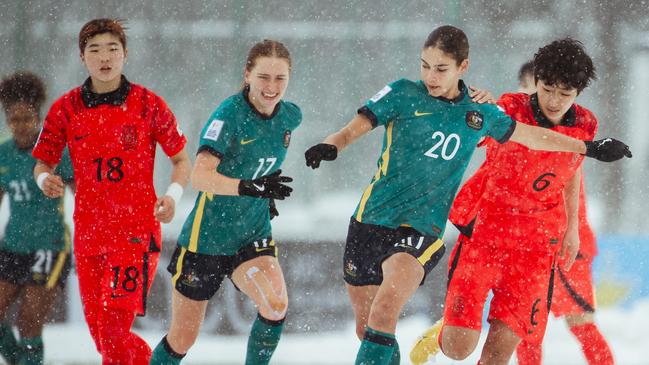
[33,77,186,256]
[449,93,597,253]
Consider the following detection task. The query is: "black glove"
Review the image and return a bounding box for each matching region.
[584,138,632,162]
[269,198,279,220]
[305,143,338,169]
[238,169,293,200]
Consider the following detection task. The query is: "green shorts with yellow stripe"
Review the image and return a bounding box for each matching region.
[0,248,71,289]
[167,237,277,301]
[343,218,445,286]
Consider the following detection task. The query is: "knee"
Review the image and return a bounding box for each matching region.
[441,328,479,360]
[260,294,288,321]
[368,298,399,325]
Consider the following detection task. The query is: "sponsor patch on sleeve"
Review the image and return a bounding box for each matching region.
[370,85,392,103]
[203,119,224,141]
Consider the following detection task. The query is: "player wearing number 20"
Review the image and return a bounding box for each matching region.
[32,19,190,364]
[150,40,300,365]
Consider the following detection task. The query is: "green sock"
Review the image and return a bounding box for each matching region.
[245,313,285,365]
[355,327,396,365]
[149,336,185,365]
[17,336,43,365]
[0,323,19,364]
[388,340,400,365]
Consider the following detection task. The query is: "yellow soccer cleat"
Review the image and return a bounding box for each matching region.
[409,319,443,365]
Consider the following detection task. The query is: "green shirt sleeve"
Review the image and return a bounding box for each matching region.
[197,105,238,159]
[484,104,516,143]
[359,79,407,128]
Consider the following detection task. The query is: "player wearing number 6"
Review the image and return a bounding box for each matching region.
[32,19,190,364]
[410,38,619,365]
[305,26,631,365]
[150,39,300,365]
[0,72,73,365]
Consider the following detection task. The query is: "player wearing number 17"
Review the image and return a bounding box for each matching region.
[32,19,191,364]
[150,39,300,365]
[305,25,631,365]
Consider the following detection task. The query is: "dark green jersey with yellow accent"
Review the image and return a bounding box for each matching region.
[0,139,73,253]
[352,79,515,237]
[178,89,302,255]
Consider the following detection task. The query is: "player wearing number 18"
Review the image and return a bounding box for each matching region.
[150,39,300,365]
[305,26,631,365]
[32,19,191,364]
[0,72,73,365]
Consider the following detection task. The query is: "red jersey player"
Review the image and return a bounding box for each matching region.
[32,19,190,364]
[410,38,613,365]
[516,62,614,365]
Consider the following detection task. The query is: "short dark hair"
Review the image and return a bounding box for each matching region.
[79,18,127,53]
[423,25,469,65]
[533,38,596,93]
[0,71,46,112]
[518,60,534,84]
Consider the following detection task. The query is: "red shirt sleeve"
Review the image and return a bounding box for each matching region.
[151,95,187,157]
[32,96,68,165]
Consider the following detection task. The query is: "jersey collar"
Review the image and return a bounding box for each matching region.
[242,85,281,120]
[530,93,576,128]
[81,75,131,108]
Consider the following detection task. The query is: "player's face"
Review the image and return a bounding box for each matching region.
[81,32,127,93]
[420,46,468,100]
[518,74,535,94]
[536,80,578,124]
[6,102,40,149]
[244,56,290,116]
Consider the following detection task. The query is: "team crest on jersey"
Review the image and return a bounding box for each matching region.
[121,125,138,151]
[370,85,392,103]
[283,130,291,148]
[465,111,484,130]
[345,260,357,277]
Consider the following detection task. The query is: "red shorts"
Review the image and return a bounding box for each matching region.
[551,254,595,317]
[444,235,556,342]
[76,245,159,316]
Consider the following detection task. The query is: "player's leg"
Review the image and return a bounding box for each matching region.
[76,254,104,353]
[479,319,522,365]
[0,280,21,364]
[515,339,543,365]
[565,312,614,364]
[151,246,223,364]
[15,285,58,365]
[231,247,288,365]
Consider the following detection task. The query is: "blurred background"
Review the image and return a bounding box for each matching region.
[0,0,648,363]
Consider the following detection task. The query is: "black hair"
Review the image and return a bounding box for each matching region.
[533,38,596,93]
[0,71,46,112]
[518,60,534,84]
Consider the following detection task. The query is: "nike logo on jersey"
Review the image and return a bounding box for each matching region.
[74,133,90,141]
[240,138,257,145]
[253,183,265,191]
[255,247,272,253]
[414,111,433,117]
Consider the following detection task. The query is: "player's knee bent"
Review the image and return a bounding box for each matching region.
[260,295,288,321]
[369,298,400,326]
[441,328,479,360]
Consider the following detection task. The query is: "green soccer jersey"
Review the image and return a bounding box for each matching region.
[0,139,74,253]
[178,90,302,255]
[352,79,515,237]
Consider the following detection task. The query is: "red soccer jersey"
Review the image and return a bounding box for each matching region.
[33,77,186,257]
[450,93,597,253]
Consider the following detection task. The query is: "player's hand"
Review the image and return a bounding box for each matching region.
[559,227,580,271]
[469,86,496,104]
[41,174,65,198]
[584,138,632,162]
[269,198,279,220]
[305,143,338,169]
[154,195,176,223]
[239,169,293,200]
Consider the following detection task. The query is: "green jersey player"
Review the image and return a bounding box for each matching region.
[151,39,300,365]
[0,72,73,365]
[305,25,631,365]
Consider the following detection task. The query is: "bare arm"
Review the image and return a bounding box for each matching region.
[323,113,374,152]
[190,151,241,196]
[560,166,582,271]
[33,160,65,198]
[509,122,587,154]
[154,149,192,223]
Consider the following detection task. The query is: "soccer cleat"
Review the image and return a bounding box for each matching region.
[409,319,443,365]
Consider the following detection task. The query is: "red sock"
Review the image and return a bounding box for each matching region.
[516,340,542,365]
[98,308,152,365]
[570,323,614,365]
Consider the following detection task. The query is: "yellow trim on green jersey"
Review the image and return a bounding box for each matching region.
[172,247,187,286]
[188,192,213,252]
[356,121,394,221]
[46,225,71,289]
[417,239,444,266]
